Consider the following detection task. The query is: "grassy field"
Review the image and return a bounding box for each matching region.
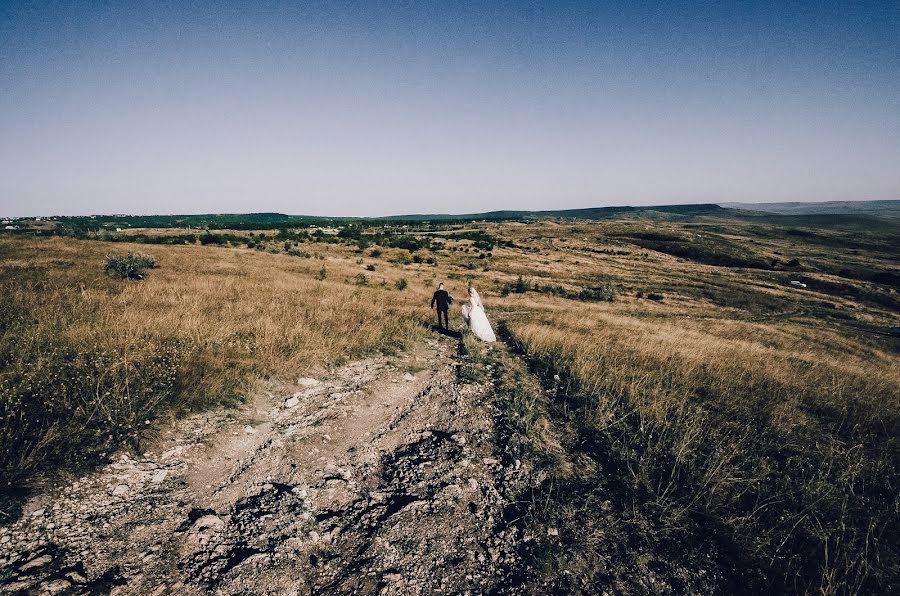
[484,219,898,594]
[0,235,428,519]
[2,213,898,593]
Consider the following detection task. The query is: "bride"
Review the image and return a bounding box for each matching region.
[461,287,496,342]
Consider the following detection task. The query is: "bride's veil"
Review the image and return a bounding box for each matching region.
[469,287,481,308]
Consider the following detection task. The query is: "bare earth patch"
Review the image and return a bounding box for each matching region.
[0,336,526,594]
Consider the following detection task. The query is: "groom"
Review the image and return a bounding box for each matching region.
[430,283,454,330]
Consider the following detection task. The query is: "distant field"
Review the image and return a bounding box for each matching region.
[722,199,900,217]
[2,212,898,593]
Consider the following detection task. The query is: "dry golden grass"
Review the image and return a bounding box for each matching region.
[503,309,898,592]
[0,235,430,512]
[477,219,899,594]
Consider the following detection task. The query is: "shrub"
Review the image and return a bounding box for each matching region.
[395,278,408,291]
[514,275,529,293]
[366,264,376,271]
[395,252,412,265]
[647,292,664,301]
[355,273,368,286]
[370,249,382,258]
[576,282,616,302]
[317,266,327,281]
[104,252,158,280]
[200,232,225,246]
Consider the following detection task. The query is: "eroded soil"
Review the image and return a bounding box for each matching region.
[1,335,526,595]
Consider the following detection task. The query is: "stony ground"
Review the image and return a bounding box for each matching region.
[0,334,529,595]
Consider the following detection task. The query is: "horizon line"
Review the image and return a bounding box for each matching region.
[4,198,899,220]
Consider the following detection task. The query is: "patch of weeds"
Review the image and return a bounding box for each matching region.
[458,332,489,383]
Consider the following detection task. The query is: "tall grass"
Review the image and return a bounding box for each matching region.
[0,236,425,520]
[505,310,899,593]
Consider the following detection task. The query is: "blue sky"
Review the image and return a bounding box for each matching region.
[1,1,898,217]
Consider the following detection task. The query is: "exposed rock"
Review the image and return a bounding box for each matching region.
[192,515,225,533]
[42,578,71,594]
[20,554,53,571]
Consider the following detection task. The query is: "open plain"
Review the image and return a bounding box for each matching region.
[1,210,898,594]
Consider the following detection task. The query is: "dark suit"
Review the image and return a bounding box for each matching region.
[431,289,452,329]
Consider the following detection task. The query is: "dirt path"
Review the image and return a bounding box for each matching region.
[0,335,527,595]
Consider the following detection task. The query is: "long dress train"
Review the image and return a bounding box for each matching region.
[461,289,496,342]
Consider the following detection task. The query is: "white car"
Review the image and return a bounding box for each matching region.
[790,280,807,288]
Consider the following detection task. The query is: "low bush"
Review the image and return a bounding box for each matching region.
[199,232,226,246]
[575,282,616,302]
[104,252,158,280]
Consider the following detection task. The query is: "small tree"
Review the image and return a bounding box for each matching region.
[514,275,529,293]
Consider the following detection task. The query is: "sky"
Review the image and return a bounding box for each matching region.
[1,1,898,217]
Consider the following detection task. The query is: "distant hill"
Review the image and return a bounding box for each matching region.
[381,203,728,221]
[719,200,900,217]
[12,201,899,233]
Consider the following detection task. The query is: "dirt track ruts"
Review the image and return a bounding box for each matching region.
[0,334,529,595]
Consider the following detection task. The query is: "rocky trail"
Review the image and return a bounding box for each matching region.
[1,335,531,595]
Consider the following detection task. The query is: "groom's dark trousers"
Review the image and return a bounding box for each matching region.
[436,307,449,329]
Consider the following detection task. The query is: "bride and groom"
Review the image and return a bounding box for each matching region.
[430,283,496,342]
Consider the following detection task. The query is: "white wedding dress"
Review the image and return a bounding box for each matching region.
[461,288,496,342]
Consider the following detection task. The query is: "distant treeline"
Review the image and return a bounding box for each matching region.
[45,212,525,235]
[53,223,515,257]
